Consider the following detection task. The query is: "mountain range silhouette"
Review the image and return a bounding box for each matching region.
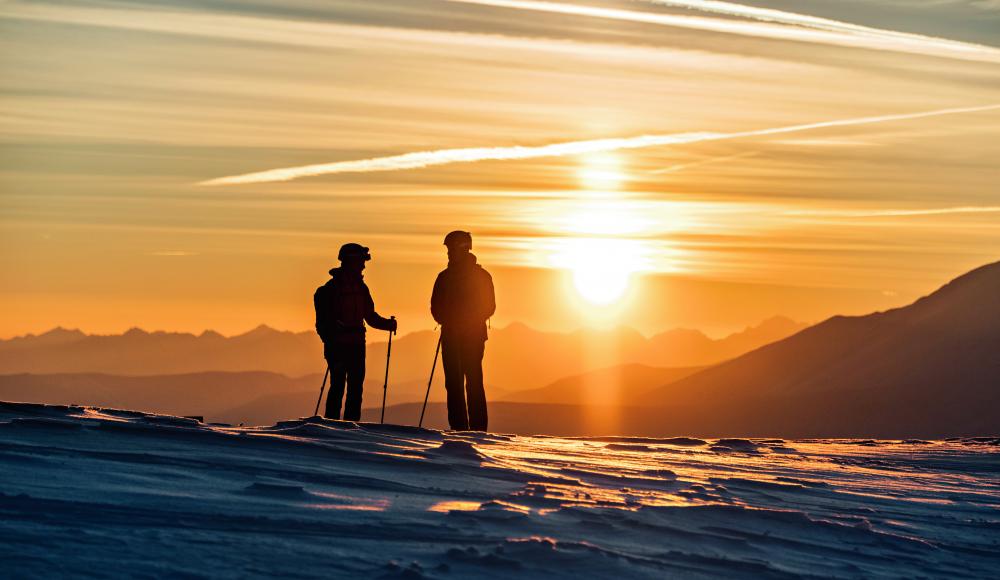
[1,261,997,436]
[0,317,805,396]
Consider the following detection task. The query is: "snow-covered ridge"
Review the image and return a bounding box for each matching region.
[2,402,997,578]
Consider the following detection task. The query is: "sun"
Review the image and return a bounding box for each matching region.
[576,153,624,191]
[542,153,656,306]
[550,237,646,306]
[573,263,630,305]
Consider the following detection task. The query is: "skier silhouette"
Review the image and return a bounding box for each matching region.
[314,243,397,421]
[431,231,496,431]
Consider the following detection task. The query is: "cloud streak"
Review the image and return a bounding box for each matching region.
[445,0,1000,63]
[637,0,981,45]
[201,104,1000,185]
[8,0,998,64]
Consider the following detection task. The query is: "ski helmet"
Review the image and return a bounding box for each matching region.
[443,230,472,250]
[338,243,371,261]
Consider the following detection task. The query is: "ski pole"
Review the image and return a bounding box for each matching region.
[418,334,442,428]
[380,317,395,424]
[313,365,330,417]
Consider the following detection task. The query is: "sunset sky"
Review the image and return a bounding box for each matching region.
[2,0,998,338]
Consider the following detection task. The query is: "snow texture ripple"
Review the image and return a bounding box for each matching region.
[0,402,997,578]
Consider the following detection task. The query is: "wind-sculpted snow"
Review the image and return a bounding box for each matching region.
[0,402,997,578]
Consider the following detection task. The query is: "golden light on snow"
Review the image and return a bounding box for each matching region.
[427,500,482,512]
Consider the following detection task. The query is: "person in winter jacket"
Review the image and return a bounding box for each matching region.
[314,243,397,421]
[431,231,496,431]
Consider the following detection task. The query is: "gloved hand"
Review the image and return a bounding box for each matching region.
[389,317,398,334]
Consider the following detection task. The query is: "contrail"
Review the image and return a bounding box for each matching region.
[444,0,1000,63]
[649,151,758,174]
[200,104,1000,185]
[785,206,1000,218]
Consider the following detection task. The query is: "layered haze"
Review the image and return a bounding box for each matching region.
[2,0,999,338]
[0,316,805,425]
[2,259,998,436]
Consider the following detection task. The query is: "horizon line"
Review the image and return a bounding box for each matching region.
[1,315,805,343]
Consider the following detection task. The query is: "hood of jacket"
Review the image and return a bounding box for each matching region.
[447,252,479,271]
[328,266,364,282]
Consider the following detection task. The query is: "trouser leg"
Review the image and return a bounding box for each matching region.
[464,340,487,432]
[441,338,469,431]
[324,345,347,420]
[342,343,366,422]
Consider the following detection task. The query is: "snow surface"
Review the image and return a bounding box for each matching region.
[1,402,998,579]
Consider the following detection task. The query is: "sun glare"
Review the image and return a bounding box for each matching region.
[574,266,630,305]
[577,153,624,191]
[549,153,657,306]
[550,237,649,306]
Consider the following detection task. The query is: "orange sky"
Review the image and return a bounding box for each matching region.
[1,0,999,338]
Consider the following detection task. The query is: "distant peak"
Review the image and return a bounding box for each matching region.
[42,326,85,337]
[758,315,795,325]
[239,324,278,338]
[752,316,803,330]
[500,321,538,333]
[4,326,88,344]
[654,327,708,339]
[123,327,149,337]
[198,330,224,339]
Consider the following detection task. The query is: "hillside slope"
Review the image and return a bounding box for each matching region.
[643,260,1000,436]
